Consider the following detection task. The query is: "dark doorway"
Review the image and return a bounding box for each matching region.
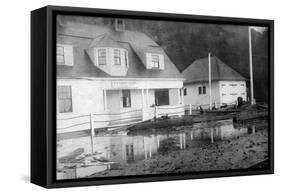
[155,89,169,106]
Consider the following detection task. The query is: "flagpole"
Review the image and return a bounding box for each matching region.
[248,27,255,105]
[208,52,212,110]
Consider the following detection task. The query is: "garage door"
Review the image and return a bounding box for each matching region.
[220,82,246,104]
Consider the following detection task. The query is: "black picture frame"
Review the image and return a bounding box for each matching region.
[31,5,274,188]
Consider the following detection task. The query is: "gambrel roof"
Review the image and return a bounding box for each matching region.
[57,21,181,79]
[181,56,247,84]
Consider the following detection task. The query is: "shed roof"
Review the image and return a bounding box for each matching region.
[57,21,181,79]
[181,56,247,83]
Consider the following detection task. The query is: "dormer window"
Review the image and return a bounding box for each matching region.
[56,44,73,66]
[146,53,164,70]
[151,54,160,68]
[87,47,129,76]
[57,46,65,64]
[114,49,121,65]
[97,48,106,65]
[114,19,125,32]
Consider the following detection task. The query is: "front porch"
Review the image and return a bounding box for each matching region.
[57,88,185,134]
[95,87,185,129]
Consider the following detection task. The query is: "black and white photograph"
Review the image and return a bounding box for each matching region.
[56,15,270,180]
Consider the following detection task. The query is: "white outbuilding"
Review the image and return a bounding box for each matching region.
[181,56,248,109]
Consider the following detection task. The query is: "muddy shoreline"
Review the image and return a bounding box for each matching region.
[90,124,268,177]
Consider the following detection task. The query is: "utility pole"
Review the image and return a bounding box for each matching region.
[208,52,212,110]
[248,27,255,105]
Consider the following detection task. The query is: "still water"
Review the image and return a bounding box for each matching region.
[57,119,267,179]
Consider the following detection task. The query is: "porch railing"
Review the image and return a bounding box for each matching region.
[57,101,239,134]
[57,104,185,134]
[184,100,238,115]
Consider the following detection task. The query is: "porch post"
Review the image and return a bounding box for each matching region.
[181,88,184,104]
[146,89,149,107]
[177,88,181,104]
[142,89,145,121]
[141,89,145,107]
[103,89,107,111]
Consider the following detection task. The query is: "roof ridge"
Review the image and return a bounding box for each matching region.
[64,20,152,38]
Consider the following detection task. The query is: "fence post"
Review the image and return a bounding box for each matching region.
[189,104,192,115]
[89,113,94,154]
[89,113,95,136]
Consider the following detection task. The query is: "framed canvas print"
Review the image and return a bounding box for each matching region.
[31,5,274,188]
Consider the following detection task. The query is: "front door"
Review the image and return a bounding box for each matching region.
[155,89,169,106]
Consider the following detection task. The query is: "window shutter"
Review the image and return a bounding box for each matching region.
[159,54,165,70]
[94,48,98,66]
[120,49,125,67]
[146,53,152,69]
[124,50,129,67]
[64,45,74,66]
[107,48,112,66]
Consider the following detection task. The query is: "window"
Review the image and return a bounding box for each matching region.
[155,89,169,106]
[113,49,121,65]
[97,49,106,65]
[122,90,131,108]
[57,86,72,113]
[115,19,125,31]
[57,46,64,64]
[146,53,164,70]
[151,54,160,68]
[56,44,73,66]
[230,84,237,87]
[183,88,187,96]
[203,86,206,94]
[125,144,134,162]
[198,86,206,95]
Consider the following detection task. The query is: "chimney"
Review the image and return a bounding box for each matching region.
[114,19,125,32]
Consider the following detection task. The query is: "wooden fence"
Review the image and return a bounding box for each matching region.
[57,101,240,134]
[57,104,185,134]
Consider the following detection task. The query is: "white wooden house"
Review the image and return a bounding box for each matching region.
[181,56,247,109]
[56,19,185,133]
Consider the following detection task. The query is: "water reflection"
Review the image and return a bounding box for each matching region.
[57,119,266,179]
